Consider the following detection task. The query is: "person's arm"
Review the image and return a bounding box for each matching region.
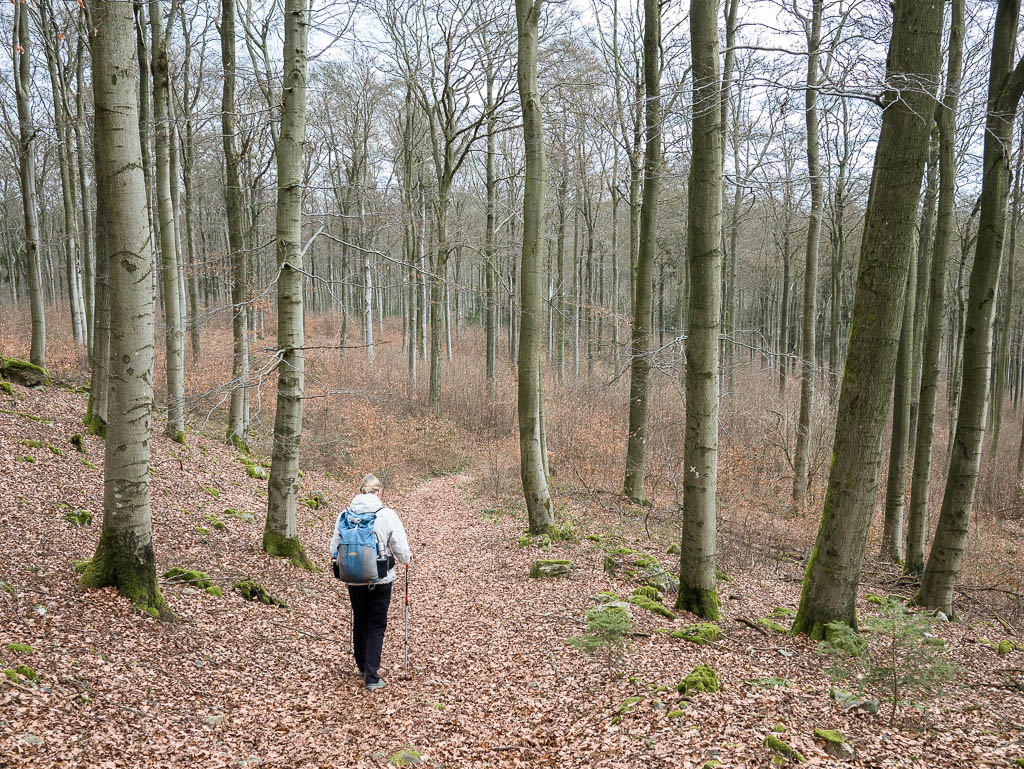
[329,512,343,557]
[385,509,412,565]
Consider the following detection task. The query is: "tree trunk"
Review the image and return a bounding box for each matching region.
[86,131,111,438]
[80,0,166,617]
[791,0,944,638]
[485,73,498,383]
[988,125,1022,475]
[880,252,916,563]
[917,0,1024,617]
[792,0,823,505]
[516,0,554,534]
[150,0,185,443]
[677,0,722,621]
[222,0,249,450]
[13,0,46,369]
[264,0,313,569]
[623,0,661,504]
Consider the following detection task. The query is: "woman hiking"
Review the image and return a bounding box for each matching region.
[330,473,412,691]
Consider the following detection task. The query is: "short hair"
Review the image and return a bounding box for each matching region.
[359,473,382,494]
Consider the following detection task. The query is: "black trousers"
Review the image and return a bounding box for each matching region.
[347,582,393,685]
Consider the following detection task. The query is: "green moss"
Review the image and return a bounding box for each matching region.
[80,459,98,470]
[529,559,573,578]
[64,509,93,527]
[772,724,786,733]
[20,454,35,463]
[261,530,314,570]
[998,640,1017,655]
[245,463,268,480]
[388,747,423,766]
[667,543,680,555]
[629,594,675,619]
[813,728,845,745]
[517,535,532,548]
[3,668,17,683]
[1014,759,1024,767]
[80,527,170,620]
[769,606,797,619]
[1,357,51,387]
[15,664,38,682]
[0,381,14,397]
[5,643,32,654]
[72,558,92,574]
[162,568,212,589]
[715,569,732,583]
[70,433,86,453]
[677,665,719,694]
[667,709,686,718]
[671,622,724,645]
[194,526,210,535]
[764,735,805,763]
[675,585,721,620]
[47,444,61,455]
[585,534,603,543]
[21,439,42,449]
[303,491,328,509]
[234,579,287,608]
[222,509,256,522]
[205,586,223,597]
[865,593,886,605]
[203,514,226,531]
[617,695,645,715]
[202,486,220,499]
[634,585,663,602]
[759,618,789,634]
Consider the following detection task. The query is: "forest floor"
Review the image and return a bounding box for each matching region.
[2,381,1024,768]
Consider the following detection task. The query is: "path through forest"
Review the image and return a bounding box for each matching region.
[2,385,1023,768]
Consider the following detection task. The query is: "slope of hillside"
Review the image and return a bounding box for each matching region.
[2,382,1023,768]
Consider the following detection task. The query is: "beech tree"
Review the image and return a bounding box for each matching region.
[917,0,1024,616]
[905,0,965,575]
[792,0,944,637]
[621,0,663,505]
[263,0,313,569]
[678,0,722,621]
[516,0,554,534]
[80,0,166,618]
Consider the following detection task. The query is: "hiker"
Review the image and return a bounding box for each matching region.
[330,473,412,691]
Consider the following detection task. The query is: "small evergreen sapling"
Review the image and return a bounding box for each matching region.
[569,604,633,663]
[819,599,958,722]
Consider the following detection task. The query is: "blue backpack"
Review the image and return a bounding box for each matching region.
[334,508,387,583]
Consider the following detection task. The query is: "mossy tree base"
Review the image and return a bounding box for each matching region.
[84,399,107,438]
[80,529,171,620]
[262,530,314,570]
[675,584,721,621]
[227,431,250,455]
[164,426,186,445]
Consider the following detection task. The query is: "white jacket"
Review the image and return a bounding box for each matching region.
[329,493,412,585]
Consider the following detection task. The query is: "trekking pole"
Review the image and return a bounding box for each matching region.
[403,564,410,678]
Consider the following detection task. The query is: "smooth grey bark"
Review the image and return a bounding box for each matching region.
[792,0,823,505]
[917,0,1024,617]
[880,250,916,563]
[623,0,662,503]
[677,0,722,621]
[792,0,944,638]
[86,128,111,439]
[149,0,185,443]
[13,0,46,369]
[264,0,313,569]
[80,0,166,617]
[516,0,553,534]
[989,126,1022,473]
[221,0,249,450]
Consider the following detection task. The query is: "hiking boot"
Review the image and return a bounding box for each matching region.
[365,680,386,691]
